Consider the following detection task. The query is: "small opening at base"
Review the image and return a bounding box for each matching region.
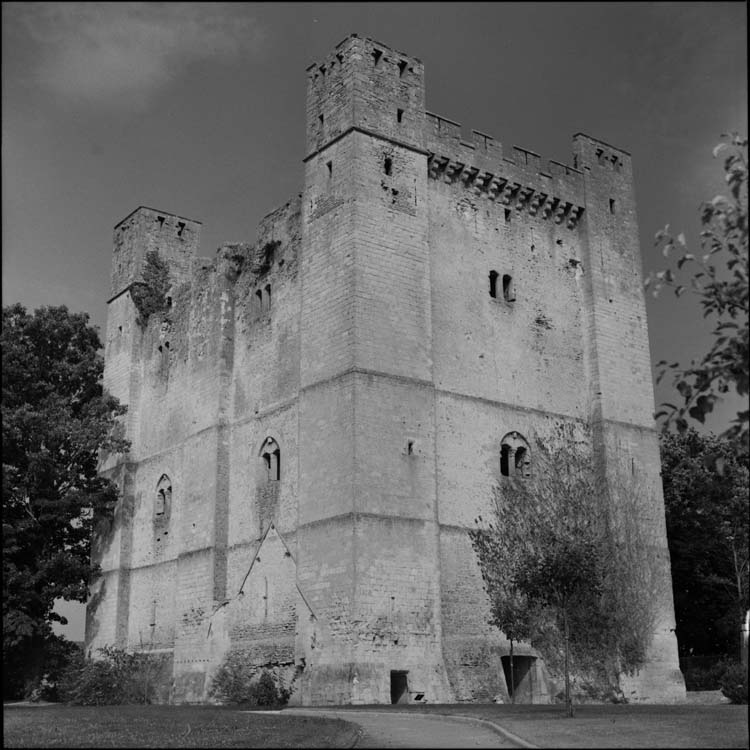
[390,670,409,704]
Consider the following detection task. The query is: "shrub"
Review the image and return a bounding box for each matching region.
[209,651,290,706]
[131,250,170,328]
[718,662,748,704]
[20,637,83,703]
[682,660,731,690]
[57,646,168,705]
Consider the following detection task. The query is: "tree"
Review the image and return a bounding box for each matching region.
[470,432,659,715]
[660,429,749,661]
[646,133,748,451]
[2,304,127,698]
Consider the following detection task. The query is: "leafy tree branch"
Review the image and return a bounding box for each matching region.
[646,133,748,450]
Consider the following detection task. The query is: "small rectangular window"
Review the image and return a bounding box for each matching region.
[384,157,392,176]
[327,161,332,177]
[489,270,498,299]
[609,198,616,214]
[398,60,408,77]
[504,208,511,223]
[397,108,404,123]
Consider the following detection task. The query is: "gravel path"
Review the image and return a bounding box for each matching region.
[283,708,530,748]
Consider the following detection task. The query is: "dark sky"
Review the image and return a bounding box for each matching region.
[2,2,747,636]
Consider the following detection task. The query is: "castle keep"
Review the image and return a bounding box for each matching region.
[87,34,686,704]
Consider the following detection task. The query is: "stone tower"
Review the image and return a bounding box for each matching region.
[88,34,686,705]
[297,36,452,702]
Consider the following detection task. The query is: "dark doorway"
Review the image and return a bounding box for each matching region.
[390,671,409,704]
[501,655,536,701]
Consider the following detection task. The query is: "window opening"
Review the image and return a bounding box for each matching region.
[397,108,404,123]
[398,60,408,76]
[265,284,271,309]
[407,440,414,455]
[256,289,263,313]
[502,274,515,303]
[327,161,332,177]
[372,48,383,65]
[319,114,324,127]
[500,432,531,478]
[155,475,172,517]
[260,437,280,481]
[504,208,511,223]
[489,270,499,299]
[609,198,616,214]
[177,221,185,237]
[500,444,511,477]
[157,216,165,228]
[384,157,393,176]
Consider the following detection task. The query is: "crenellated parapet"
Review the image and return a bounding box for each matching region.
[427,150,585,229]
[424,112,586,229]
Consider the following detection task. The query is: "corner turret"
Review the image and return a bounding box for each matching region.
[111,206,201,300]
[305,34,426,158]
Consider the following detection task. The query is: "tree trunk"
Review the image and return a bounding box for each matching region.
[510,639,515,704]
[563,608,573,718]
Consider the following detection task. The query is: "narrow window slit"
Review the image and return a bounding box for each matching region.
[503,275,515,303]
[489,270,498,299]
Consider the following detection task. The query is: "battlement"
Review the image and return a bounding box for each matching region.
[424,112,585,228]
[307,33,422,79]
[115,205,202,230]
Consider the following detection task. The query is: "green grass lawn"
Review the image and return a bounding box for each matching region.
[3,704,359,748]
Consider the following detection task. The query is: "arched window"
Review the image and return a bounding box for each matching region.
[155,474,172,517]
[260,437,280,481]
[500,432,530,478]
